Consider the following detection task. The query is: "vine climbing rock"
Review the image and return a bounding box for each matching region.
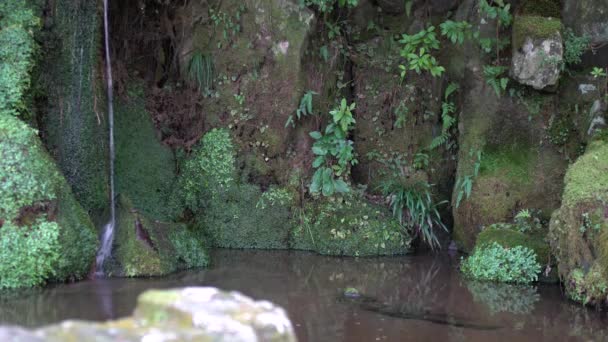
[549,139,608,306]
[0,287,297,342]
[511,16,563,90]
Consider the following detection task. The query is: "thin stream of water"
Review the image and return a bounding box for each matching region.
[95,0,116,275]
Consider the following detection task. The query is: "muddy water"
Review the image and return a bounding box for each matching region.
[1,250,607,341]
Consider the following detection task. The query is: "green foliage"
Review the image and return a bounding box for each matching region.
[430,83,458,150]
[479,0,512,28]
[455,149,482,208]
[209,5,246,48]
[168,229,209,268]
[398,26,445,78]
[0,220,60,289]
[0,116,60,220]
[513,208,543,233]
[380,180,447,250]
[299,0,358,13]
[291,194,411,256]
[591,67,608,79]
[483,65,509,96]
[461,242,541,284]
[256,187,294,210]
[563,28,591,67]
[310,99,358,196]
[285,90,317,128]
[173,129,235,212]
[199,184,291,250]
[188,51,214,96]
[477,226,550,264]
[0,0,40,118]
[393,100,409,129]
[440,20,472,45]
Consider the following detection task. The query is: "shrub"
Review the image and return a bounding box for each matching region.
[172,128,235,212]
[0,220,60,289]
[169,228,209,268]
[461,242,541,284]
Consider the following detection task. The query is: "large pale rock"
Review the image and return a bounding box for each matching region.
[512,35,563,90]
[511,16,563,90]
[0,287,296,342]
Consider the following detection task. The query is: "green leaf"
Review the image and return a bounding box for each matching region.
[309,131,322,139]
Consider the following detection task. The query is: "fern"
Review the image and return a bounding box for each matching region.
[430,83,459,150]
[285,91,318,128]
[188,51,214,95]
[483,65,509,96]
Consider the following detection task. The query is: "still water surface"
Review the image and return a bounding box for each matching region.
[1,250,607,341]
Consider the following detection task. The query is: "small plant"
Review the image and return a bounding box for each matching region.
[478,0,512,62]
[310,99,358,196]
[430,83,458,150]
[591,67,608,98]
[188,51,214,96]
[398,26,445,78]
[380,180,447,250]
[393,100,409,128]
[286,91,317,128]
[483,65,509,96]
[563,28,591,67]
[514,208,543,233]
[233,92,245,106]
[455,149,482,208]
[440,20,473,45]
[461,242,541,284]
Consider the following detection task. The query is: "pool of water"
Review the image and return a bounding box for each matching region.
[1,249,607,341]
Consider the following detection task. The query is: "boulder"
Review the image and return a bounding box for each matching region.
[0,288,296,342]
[511,16,563,90]
[549,139,608,306]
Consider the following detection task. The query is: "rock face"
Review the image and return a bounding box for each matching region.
[511,16,563,90]
[0,288,297,342]
[549,139,608,306]
[563,0,608,44]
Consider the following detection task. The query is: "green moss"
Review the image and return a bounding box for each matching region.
[477,226,550,265]
[115,84,178,221]
[568,265,608,305]
[113,197,209,277]
[0,115,98,288]
[562,140,608,206]
[197,184,292,249]
[39,0,107,212]
[520,0,561,18]
[291,195,411,257]
[513,16,562,48]
[480,143,535,185]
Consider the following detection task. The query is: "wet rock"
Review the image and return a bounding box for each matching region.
[511,17,563,90]
[0,288,296,342]
[587,100,607,136]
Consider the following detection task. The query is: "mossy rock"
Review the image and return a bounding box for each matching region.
[197,184,292,250]
[290,196,411,257]
[519,0,561,18]
[476,226,550,265]
[39,0,107,213]
[512,16,562,49]
[549,140,608,306]
[452,75,566,251]
[0,115,98,287]
[112,197,209,277]
[115,85,179,221]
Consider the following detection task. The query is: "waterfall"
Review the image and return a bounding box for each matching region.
[96,0,116,275]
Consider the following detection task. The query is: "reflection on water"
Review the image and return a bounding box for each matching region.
[465,281,540,315]
[1,250,607,341]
